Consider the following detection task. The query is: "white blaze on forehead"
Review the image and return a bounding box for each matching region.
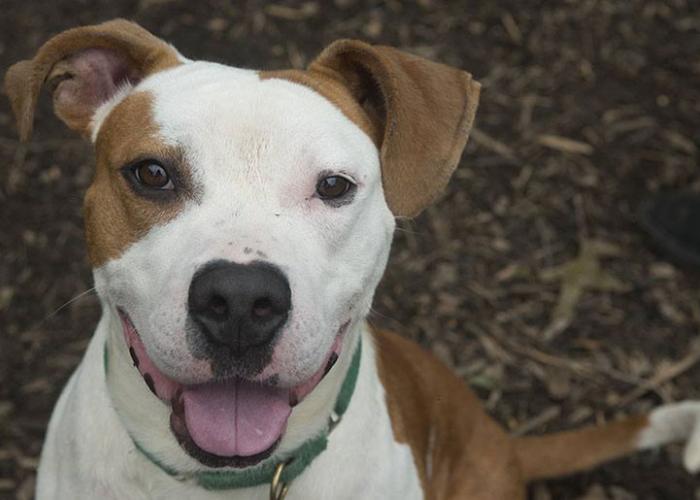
[137,61,379,191]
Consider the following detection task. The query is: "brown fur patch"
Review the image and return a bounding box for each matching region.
[374,328,654,497]
[373,329,524,500]
[514,415,650,481]
[85,91,191,266]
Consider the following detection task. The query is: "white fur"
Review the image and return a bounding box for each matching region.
[637,401,700,472]
[36,57,416,498]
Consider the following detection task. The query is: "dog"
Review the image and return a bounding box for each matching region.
[6,19,700,500]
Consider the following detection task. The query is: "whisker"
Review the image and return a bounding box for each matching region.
[41,287,97,323]
[368,307,407,329]
[393,226,427,236]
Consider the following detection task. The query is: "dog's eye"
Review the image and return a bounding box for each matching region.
[316,175,354,200]
[132,161,174,190]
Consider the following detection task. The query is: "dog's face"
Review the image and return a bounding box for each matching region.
[93,63,395,462]
[95,62,393,385]
[5,20,479,468]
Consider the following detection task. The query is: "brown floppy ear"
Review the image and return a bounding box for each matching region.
[309,40,480,217]
[3,19,180,141]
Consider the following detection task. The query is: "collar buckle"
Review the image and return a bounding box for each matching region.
[270,461,290,500]
[328,410,341,432]
[268,409,344,499]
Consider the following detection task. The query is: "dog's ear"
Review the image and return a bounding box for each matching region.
[4,19,180,141]
[309,40,480,217]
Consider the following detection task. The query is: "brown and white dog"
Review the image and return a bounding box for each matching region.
[5,19,700,500]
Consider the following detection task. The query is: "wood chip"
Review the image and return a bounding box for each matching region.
[537,134,594,155]
[471,128,517,160]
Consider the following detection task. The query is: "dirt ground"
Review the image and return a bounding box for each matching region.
[1,1,699,498]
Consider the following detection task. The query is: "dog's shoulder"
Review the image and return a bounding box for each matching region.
[372,328,522,499]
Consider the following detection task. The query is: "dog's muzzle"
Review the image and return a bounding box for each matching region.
[117,258,349,466]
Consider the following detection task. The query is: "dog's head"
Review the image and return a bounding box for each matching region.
[5,20,479,469]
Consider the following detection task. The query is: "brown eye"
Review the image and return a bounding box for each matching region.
[133,161,173,190]
[316,175,354,200]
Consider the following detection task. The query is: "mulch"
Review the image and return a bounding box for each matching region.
[1,1,699,498]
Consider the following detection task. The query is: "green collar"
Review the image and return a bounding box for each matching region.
[105,339,362,491]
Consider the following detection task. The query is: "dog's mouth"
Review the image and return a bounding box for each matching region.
[117,309,346,468]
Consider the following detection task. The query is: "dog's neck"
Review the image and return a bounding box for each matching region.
[102,302,365,478]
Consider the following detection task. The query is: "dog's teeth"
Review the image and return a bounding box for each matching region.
[143,373,157,396]
[129,347,140,368]
[324,352,339,376]
[170,410,187,435]
[171,390,185,414]
[289,393,299,407]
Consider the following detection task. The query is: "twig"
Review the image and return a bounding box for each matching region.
[512,406,561,436]
[616,339,700,408]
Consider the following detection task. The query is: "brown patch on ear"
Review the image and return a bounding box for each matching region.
[3,60,36,141]
[85,91,191,266]
[4,18,180,141]
[373,328,524,499]
[308,40,481,217]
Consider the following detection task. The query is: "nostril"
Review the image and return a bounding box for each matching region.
[252,297,274,319]
[206,294,228,318]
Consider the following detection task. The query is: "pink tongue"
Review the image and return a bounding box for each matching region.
[182,380,291,457]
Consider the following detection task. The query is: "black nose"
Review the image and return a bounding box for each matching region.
[188,260,291,355]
